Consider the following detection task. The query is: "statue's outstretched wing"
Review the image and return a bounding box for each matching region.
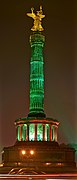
[27,13,36,19]
[40,14,45,19]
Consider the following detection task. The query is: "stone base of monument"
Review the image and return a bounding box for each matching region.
[0,141,76,174]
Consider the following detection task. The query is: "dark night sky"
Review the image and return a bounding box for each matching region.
[0,0,77,161]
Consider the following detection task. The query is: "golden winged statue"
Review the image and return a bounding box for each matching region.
[27,6,45,31]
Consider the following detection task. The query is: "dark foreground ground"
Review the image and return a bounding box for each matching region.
[0,174,77,180]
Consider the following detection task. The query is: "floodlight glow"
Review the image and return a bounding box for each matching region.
[0,164,3,167]
[46,163,51,165]
[30,150,34,155]
[21,150,26,155]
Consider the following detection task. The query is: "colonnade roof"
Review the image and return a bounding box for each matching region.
[15,117,59,122]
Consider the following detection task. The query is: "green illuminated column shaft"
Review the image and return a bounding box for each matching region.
[28,32,46,117]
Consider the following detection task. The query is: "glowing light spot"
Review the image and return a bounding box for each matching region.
[57,163,63,166]
[18,162,21,165]
[46,163,51,165]
[0,163,3,167]
[30,150,34,155]
[21,150,26,155]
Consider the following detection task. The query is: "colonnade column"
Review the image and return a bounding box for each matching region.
[26,124,29,141]
[43,124,45,141]
[35,124,37,141]
[16,126,18,140]
[50,124,52,141]
[20,125,23,141]
[54,126,58,142]
[52,125,58,142]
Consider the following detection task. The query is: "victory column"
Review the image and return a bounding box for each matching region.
[0,6,76,176]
